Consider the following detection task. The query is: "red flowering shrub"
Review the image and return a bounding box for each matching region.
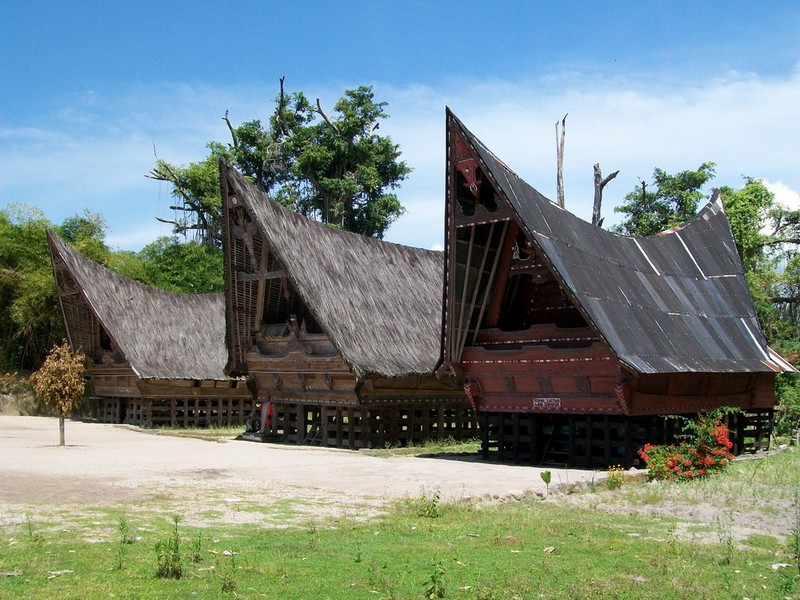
[638,414,734,482]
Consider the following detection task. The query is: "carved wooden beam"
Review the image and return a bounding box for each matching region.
[237,270,287,282]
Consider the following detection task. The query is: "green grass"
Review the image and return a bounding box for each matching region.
[619,448,800,511]
[5,447,800,599]
[123,424,244,443]
[362,437,481,458]
[2,494,799,599]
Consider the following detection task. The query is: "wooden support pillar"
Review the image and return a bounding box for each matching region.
[321,406,329,445]
[624,418,632,466]
[512,413,520,464]
[297,404,304,444]
[390,407,399,445]
[335,408,343,448]
[481,413,490,460]
[754,411,764,451]
[584,416,592,466]
[498,413,506,460]
[347,408,355,449]
[568,416,575,465]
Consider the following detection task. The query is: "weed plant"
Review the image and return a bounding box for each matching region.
[113,516,134,570]
[790,490,800,575]
[409,487,441,518]
[423,562,446,598]
[605,465,625,490]
[154,515,183,579]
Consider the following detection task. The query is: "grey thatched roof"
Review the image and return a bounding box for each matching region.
[47,231,230,380]
[222,164,444,378]
[449,109,794,374]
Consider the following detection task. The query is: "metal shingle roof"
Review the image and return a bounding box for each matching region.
[450,109,790,374]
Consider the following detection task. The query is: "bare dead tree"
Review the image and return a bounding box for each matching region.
[592,163,620,227]
[555,113,567,208]
[222,110,239,149]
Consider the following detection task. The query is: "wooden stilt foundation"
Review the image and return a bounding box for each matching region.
[262,400,477,449]
[96,396,256,428]
[480,409,774,468]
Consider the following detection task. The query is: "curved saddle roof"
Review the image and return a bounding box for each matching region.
[47,231,230,380]
[222,165,444,378]
[450,109,792,374]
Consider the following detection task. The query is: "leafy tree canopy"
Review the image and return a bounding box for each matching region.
[613,162,716,236]
[149,151,230,248]
[150,81,411,243]
[116,236,224,293]
[0,205,111,370]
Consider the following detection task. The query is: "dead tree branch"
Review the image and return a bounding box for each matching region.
[592,163,619,227]
[314,98,340,134]
[555,113,567,208]
[222,110,239,148]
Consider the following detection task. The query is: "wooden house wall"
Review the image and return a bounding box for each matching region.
[444,122,623,415]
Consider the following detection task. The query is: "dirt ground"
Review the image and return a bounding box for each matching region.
[0,416,593,529]
[1,416,793,545]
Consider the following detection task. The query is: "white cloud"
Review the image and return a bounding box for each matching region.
[2,69,800,251]
[764,180,800,211]
[378,67,800,244]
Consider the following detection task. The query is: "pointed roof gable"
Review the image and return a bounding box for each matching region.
[220,163,444,378]
[47,231,230,380]
[447,109,790,374]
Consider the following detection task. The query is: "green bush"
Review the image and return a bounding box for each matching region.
[639,413,734,482]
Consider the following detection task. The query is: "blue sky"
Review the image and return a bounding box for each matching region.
[2,1,799,250]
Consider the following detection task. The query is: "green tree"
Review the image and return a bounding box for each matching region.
[151,81,411,241]
[136,237,224,293]
[719,179,789,341]
[0,205,63,369]
[31,340,86,446]
[59,210,110,262]
[268,85,411,237]
[0,205,110,371]
[148,151,230,248]
[613,162,716,236]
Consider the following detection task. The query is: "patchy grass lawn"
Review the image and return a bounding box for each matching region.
[3,441,800,598]
[119,424,244,443]
[362,437,482,458]
[3,477,800,598]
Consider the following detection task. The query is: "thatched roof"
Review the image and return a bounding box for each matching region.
[221,164,444,378]
[47,231,230,380]
[449,109,794,374]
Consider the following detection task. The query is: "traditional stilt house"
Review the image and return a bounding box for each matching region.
[220,163,475,448]
[47,231,253,427]
[439,109,794,467]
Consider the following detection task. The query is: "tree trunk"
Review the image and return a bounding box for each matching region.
[59,413,65,446]
[555,114,567,208]
[592,164,620,227]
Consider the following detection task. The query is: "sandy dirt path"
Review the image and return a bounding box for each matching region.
[0,416,594,528]
[1,416,793,545]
